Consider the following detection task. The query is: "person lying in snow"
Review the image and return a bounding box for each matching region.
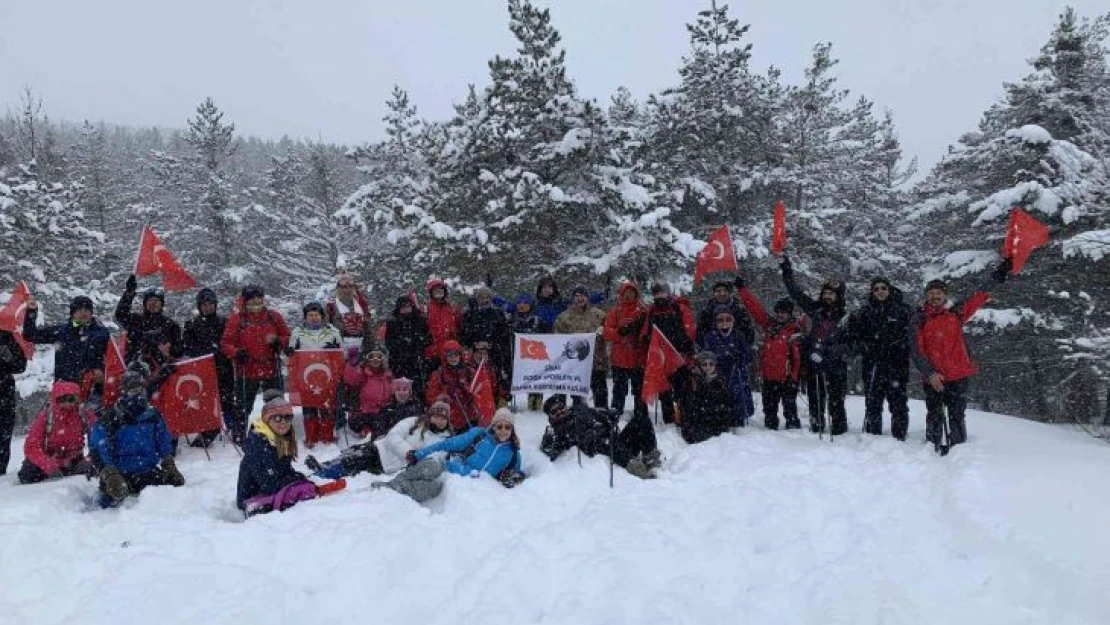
[539,395,660,479]
[374,408,525,502]
[236,390,320,516]
[17,381,97,484]
[89,368,184,508]
[305,397,453,480]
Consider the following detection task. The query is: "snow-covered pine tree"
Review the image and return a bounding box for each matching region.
[908,8,1110,421]
[69,121,133,278]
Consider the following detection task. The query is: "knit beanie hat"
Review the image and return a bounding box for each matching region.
[261,389,292,420]
[69,296,94,316]
[570,285,589,298]
[491,407,515,427]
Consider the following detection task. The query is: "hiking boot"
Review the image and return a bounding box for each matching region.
[642,449,663,469]
[785,418,801,430]
[765,418,779,431]
[305,455,323,473]
[626,457,656,480]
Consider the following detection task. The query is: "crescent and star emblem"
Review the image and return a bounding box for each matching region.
[303,362,333,395]
[174,373,204,411]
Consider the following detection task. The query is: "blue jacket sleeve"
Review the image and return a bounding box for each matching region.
[90,424,116,468]
[415,427,483,460]
[588,291,606,305]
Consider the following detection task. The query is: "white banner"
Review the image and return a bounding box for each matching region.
[511,333,596,397]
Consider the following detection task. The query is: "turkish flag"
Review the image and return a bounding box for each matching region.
[519,337,550,360]
[0,281,35,359]
[641,326,685,404]
[287,349,346,409]
[771,200,787,255]
[101,334,128,408]
[154,355,223,437]
[1002,207,1050,274]
[468,358,496,427]
[134,226,197,292]
[694,225,738,287]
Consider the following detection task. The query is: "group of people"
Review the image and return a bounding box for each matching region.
[0,254,1014,514]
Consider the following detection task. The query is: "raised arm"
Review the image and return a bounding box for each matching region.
[780,256,819,314]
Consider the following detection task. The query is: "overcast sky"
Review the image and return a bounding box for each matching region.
[1,0,1105,171]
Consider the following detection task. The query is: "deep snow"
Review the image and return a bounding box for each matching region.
[2,394,1108,625]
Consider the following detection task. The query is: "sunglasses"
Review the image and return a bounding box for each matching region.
[493,423,513,432]
[268,413,295,423]
[366,354,384,360]
[56,394,80,405]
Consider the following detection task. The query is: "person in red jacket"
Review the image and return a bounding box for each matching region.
[738,289,805,430]
[910,259,1011,449]
[602,282,648,415]
[423,278,462,375]
[221,285,291,444]
[17,381,97,484]
[425,340,484,431]
[639,283,697,424]
[344,345,394,439]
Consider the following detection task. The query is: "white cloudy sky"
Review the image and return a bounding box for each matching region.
[1,0,1105,170]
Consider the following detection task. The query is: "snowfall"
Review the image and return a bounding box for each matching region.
[2,390,1108,625]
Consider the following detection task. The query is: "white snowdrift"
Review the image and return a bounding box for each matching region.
[2,396,1108,625]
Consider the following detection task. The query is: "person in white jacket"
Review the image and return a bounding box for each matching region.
[305,399,453,479]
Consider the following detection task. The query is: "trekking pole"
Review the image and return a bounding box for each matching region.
[824,372,833,443]
[575,403,583,468]
[937,402,951,457]
[609,414,617,489]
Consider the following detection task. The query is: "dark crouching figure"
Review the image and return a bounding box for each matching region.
[680,352,735,444]
[540,395,660,479]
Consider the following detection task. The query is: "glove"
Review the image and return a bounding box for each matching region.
[780,255,792,273]
[810,352,823,364]
[498,469,526,488]
[733,275,745,290]
[125,274,137,292]
[0,344,13,364]
[991,258,1013,283]
[267,336,282,351]
[161,457,186,487]
[73,457,97,480]
[405,450,417,465]
[160,363,177,377]
[283,347,295,357]
[100,466,130,502]
[235,349,249,363]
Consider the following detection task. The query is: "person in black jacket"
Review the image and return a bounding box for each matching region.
[23,294,111,385]
[680,352,735,444]
[0,329,29,474]
[847,277,913,440]
[115,275,182,366]
[182,288,234,446]
[460,286,511,384]
[383,296,432,400]
[236,390,308,513]
[696,279,756,346]
[640,283,697,424]
[781,256,851,436]
[540,395,658,479]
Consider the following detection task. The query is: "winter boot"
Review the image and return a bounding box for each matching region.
[863,418,882,435]
[785,417,802,430]
[642,449,663,469]
[625,456,656,479]
[765,416,779,431]
[527,394,544,412]
[305,455,323,473]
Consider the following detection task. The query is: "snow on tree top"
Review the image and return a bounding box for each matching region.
[1005,124,1053,145]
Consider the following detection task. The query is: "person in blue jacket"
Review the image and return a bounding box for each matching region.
[236,390,309,513]
[697,302,756,427]
[89,368,184,507]
[378,408,524,502]
[23,294,111,385]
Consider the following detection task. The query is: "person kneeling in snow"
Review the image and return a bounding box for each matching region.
[376,408,524,502]
[17,381,97,484]
[236,390,319,516]
[540,395,659,479]
[680,352,735,445]
[306,398,453,480]
[89,369,184,507]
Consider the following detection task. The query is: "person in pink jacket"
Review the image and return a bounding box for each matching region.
[18,381,97,484]
[345,344,393,438]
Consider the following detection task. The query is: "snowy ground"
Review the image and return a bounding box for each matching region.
[2,394,1108,625]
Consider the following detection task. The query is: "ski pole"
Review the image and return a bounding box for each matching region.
[609,412,617,489]
[938,398,951,456]
[575,403,582,468]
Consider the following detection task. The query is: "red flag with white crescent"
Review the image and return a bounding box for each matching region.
[154,355,223,437]
[693,225,738,287]
[771,200,787,255]
[134,225,197,292]
[1001,207,1049,274]
[288,349,346,409]
[101,334,128,408]
[641,326,685,404]
[0,281,35,359]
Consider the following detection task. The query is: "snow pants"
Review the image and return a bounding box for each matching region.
[571,369,610,411]
[611,367,648,421]
[762,380,800,430]
[0,386,14,474]
[806,368,848,435]
[924,378,969,446]
[862,365,910,440]
[379,458,444,503]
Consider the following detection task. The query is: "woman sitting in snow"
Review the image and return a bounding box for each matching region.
[375,408,525,502]
[17,381,97,484]
[680,352,736,445]
[305,397,453,480]
[89,368,184,508]
[344,344,393,439]
[372,377,424,438]
[236,390,319,517]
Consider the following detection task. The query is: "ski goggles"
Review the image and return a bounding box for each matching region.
[56,394,80,405]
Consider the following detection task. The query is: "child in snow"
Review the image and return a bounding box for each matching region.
[306,398,453,480]
[236,390,318,516]
[680,352,735,444]
[425,340,484,431]
[89,368,184,507]
[697,302,755,427]
[344,344,393,438]
[17,381,97,484]
[287,302,343,447]
[379,408,525,502]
